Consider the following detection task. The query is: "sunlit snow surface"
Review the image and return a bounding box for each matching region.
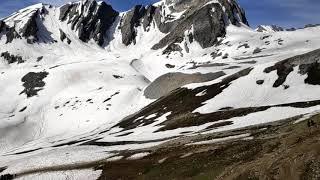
[1,2,320,178]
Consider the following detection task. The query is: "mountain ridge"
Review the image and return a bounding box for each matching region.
[0,0,249,50]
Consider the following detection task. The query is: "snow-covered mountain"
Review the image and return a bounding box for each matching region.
[255,25,284,32]
[1,0,320,179]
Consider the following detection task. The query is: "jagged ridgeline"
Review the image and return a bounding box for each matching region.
[0,0,248,49]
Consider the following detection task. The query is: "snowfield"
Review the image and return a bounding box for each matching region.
[1,0,320,179]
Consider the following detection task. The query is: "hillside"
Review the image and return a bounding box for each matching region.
[0,0,320,179]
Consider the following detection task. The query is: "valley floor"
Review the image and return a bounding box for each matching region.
[2,114,320,180]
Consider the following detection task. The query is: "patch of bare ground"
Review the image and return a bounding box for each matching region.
[97,114,320,180]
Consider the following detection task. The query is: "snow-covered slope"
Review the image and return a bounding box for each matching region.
[1,0,320,179]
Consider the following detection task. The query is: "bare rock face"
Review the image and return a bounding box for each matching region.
[59,29,71,44]
[121,5,146,45]
[59,4,72,20]
[0,22,19,44]
[20,10,38,38]
[0,5,51,44]
[0,51,25,64]
[59,0,119,46]
[1,0,248,50]
[120,5,157,45]
[152,0,248,50]
[264,48,320,87]
[0,21,22,44]
[142,6,157,31]
[120,0,248,50]
[0,20,5,32]
[165,0,195,11]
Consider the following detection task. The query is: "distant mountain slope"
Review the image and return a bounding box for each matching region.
[255,25,284,32]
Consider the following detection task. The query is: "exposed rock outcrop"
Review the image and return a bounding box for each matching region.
[0,21,21,43]
[59,29,71,44]
[120,5,157,45]
[152,0,248,50]
[162,43,183,55]
[1,0,249,50]
[5,27,21,44]
[120,0,248,49]
[304,24,320,28]
[142,5,157,31]
[121,5,146,45]
[20,10,38,38]
[20,71,49,98]
[0,20,5,32]
[59,0,118,46]
[264,48,320,87]
[0,5,51,44]
[0,51,25,64]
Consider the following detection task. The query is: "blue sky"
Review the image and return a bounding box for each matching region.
[0,0,320,28]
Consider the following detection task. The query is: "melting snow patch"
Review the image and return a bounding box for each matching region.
[145,113,157,119]
[180,152,193,158]
[127,152,150,160]
[158,157,168,164]
[107,156,123,162]
[196,90,207,97]
[15,169,102,180]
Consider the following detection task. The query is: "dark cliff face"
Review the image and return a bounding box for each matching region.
[120,0,249,49]
[153,3,227,50]
[153,0,249,50]
[0,20,5,32]
[120,5,157,46]
[120,5,146,46]
[59,0,119,46]
[20,10,38,38]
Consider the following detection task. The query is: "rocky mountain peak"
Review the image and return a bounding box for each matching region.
[0,3,47,43]
[59,0,119,46]
[120,0,249,51]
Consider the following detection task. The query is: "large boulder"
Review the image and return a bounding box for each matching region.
[144,71,226,99]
